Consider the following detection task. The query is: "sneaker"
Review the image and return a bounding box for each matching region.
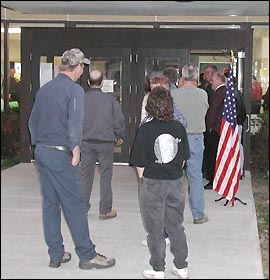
[143,269,165,279]
[171,264,189,279]
[142,237,170,247]
[49,251,71,268]
[193,215,209,224]
[79,253,116,270]
[99,209,117,220]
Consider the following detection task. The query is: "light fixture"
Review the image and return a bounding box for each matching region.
[1,27,21,33]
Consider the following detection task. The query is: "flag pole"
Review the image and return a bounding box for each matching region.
[230,50,234,63]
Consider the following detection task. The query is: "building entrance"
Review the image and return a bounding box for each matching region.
[20,27,253,166]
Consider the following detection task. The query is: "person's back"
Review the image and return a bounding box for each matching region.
[28,48,116,271]
[141,75,187,128]
[31,73,84,147]
[130,86,190,279]
[81,69,125,220]
[163,67,178,90]
[172,63,209,224]
[172,86,208,134]
[83,88,124,142]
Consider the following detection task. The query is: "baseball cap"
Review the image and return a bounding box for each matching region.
[61,48,90,66]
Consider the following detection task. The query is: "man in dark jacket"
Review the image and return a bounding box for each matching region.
[81,69,125,220]
[28,48,116,270]
[204,71,226,189]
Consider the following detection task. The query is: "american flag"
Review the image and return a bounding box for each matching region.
[213,66,241,206]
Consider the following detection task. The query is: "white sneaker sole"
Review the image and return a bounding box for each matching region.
[171,268,189,279]
[143,271,165,279]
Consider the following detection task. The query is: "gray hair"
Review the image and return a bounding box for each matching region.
[182,63,199,82]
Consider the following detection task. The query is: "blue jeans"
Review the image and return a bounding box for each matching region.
[139,177,188,272]
[34,144,96,262]
[186,134,205,219]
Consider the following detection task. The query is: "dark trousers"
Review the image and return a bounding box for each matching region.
[202,131,211,179]
[80,141,115,214]
[139,177,188,272]
[207,130,220,184]
[34,145,96,262]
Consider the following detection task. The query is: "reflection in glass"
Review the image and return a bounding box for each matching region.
[40,56,53,87]
[145,57,180,78]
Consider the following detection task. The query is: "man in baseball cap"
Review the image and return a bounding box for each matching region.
[28,46,116,271]
[61,48,90,66]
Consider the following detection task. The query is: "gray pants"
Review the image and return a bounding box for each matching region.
[80,141,114,214]
[139,177,188,272]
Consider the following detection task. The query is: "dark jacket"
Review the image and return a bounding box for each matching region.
[82,88,125,142]
[235,88,247,125]
[28,73,84,151]
[205,85,226,135]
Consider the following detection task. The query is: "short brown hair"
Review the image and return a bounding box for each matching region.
[163,67,178,83]
[150,75,171,90]
[146,86,174,122]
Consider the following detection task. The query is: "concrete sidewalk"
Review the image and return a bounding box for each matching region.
[1,163,264,279]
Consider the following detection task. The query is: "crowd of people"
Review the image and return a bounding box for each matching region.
[28,47,268,279]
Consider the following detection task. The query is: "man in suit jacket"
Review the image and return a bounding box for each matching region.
[204,71,226,189]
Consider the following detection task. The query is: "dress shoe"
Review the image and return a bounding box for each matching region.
[204,182,213,190]
[99,209,117,220]
[49,251,71,268]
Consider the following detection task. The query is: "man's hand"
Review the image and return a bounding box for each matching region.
[115,139,124,146]
[71,145,80,166]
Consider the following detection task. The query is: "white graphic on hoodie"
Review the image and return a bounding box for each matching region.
[154,134,181,164]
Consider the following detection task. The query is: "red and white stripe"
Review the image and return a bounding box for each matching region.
[213,119,241,205]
